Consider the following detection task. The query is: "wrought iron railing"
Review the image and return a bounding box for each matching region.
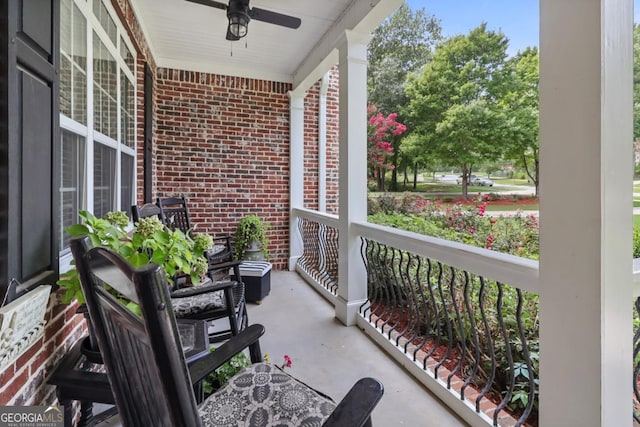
[359,236,539,427]
[293,212,640,425]
[634,296,640,423]
[296,215,339,294]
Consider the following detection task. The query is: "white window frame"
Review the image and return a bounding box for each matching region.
[59,0,137,271]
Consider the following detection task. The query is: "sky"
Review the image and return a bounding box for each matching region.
[405,0,640,57]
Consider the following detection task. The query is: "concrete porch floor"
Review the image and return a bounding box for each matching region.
[96,270,468,426]
[249,270,468,427]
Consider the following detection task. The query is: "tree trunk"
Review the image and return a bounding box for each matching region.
[376,168,385,192]
[461,165,470,199]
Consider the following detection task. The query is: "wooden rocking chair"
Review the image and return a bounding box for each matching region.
[77,245,384,426]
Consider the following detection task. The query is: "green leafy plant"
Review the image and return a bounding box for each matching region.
[233,215,270,260]
[57,210,212,304]
[202,351,251,396]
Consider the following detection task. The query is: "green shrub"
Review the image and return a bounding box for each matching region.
[634,225,640,258]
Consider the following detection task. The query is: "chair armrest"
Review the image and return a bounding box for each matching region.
[322,378,384,427]
[170,280,237,298]
[188,324,265,384]
[206,260,242,271]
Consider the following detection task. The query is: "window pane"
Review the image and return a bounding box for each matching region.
[120,72,134,147]
[120,36,134,73]
[93,0,117,45]
[60,0,87,124]
[93,34,117,139]
[60,129,86,251]
[120,153,134,217]
[93,143,116,217]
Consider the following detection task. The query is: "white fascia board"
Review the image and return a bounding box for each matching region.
[292,0,403,91]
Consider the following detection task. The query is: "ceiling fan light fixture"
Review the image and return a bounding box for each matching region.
[228,13,249,38]
[227,1,250,40]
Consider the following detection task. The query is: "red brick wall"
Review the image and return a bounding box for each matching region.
[0,293,85,406]
[325,67,340,215]
[153,69,292,270]
[303,83,320,210]
[302,67,340,215]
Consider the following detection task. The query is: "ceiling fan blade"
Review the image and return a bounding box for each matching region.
[185,0,227,11]
[249,7,301,29]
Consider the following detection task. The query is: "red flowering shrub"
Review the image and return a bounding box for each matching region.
[367,105,407,191]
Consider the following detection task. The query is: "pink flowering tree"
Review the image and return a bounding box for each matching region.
[368,105,407,191]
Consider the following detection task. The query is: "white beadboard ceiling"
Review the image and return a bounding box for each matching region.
[129,0,403,88]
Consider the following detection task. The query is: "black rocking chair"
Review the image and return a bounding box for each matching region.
[132,201,248,342]
[77,245,384,426]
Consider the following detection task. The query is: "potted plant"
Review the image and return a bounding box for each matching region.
[233,215,270,260]
[57,210,214,361]
[57,210,212,305]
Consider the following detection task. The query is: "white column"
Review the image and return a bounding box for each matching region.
[539,0,633,425]
[318,72,330,213]
[335,30,370,326]
[288,90,306,271]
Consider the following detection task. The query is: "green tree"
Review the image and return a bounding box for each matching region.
[503,47,540,195]
[399,133,438,189]
[405,23,512,197]
[368,4,441,114]
[368,4,441,190]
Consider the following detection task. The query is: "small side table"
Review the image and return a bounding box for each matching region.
[48,319,208,427]
[239,261,272,303]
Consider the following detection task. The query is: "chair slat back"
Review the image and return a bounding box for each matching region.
[157,196,191,233]
[78,245,202,427]
[131,203,162,222]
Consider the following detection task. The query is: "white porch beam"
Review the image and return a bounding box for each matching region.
[539,0,633,425]
[291,0,402,92]
[288,90,306,271]
[335,30,370,326]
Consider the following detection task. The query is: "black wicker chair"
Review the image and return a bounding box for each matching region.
[77,245,384,426]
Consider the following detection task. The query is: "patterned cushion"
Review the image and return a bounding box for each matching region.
[171,290,225,316]
[207,245,227,257]
[199,363,336,426]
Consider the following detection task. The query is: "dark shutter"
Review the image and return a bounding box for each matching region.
[0,0,59,302]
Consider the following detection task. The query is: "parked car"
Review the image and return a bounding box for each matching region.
[456,175,494,186]
[471,177,494,187]
[456,174,477,184]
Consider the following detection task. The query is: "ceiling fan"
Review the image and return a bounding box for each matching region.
[186,0,302,41]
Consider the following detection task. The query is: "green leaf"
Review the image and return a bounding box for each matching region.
[126,301,141,316]
[66,224,91,237]
[129,252,150,267]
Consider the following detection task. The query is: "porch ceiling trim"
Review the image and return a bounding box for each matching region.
[156,56,294,83]
[292,0,403,91]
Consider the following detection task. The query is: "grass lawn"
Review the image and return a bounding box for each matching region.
[491,178,532,186]
[394,181,523,193]
[484,204,539,212]
[635,215,640,227]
